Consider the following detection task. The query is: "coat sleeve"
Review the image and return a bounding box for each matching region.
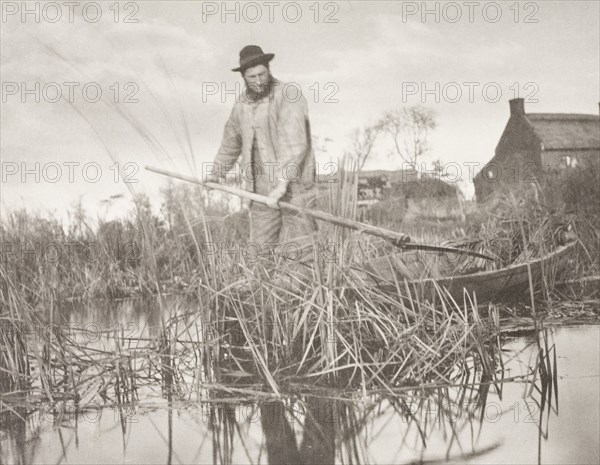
[275,94,310,184]
[214,105,242,175]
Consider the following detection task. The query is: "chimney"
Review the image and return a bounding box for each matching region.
[509,98,525,115]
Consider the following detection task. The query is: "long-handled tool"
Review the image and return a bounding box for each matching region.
[146,166,495,261]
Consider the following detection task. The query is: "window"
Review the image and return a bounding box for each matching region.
[560,156,578,168]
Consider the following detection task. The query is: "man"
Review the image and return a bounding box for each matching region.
[205,45,317,262]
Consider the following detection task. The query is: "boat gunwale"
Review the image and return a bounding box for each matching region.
[367,241,578,288]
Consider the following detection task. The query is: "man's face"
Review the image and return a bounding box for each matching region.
[243,64,270,93]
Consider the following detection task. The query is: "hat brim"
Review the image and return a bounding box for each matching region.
[232,53,274,72]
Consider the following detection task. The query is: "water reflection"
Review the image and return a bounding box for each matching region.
[1,298,598,464]
[261,398,335,464]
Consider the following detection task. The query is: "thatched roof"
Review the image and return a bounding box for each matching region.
[527,113,600,150]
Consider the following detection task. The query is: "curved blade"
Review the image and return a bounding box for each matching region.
[399,242,497,261]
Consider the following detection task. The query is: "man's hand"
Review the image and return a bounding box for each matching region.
[202,173,221,184]
[266,181,289,209]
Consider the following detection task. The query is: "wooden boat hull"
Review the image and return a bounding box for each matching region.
[365,242,578,304]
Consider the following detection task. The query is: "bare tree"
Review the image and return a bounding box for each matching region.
[345,122,383,170]
[430,159,444,179]
[379,105,437,167]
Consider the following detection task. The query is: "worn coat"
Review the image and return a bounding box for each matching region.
[214,78,316,193]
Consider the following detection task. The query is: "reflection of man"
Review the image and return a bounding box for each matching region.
[205,45,317,258]
[260,399,335,465]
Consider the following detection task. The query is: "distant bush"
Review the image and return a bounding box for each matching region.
[389,177,459,200]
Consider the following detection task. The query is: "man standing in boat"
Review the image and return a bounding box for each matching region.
[204,45,317,261]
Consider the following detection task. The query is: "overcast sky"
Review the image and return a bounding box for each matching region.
[1,1,599,222]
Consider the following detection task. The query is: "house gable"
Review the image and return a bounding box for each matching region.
[494,99,543,166]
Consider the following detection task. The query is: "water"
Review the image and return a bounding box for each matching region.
[1,299,598,464]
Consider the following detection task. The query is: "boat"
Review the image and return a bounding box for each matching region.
[364,241,578,304]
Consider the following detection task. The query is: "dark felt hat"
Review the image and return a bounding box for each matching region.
[232,45,274,72]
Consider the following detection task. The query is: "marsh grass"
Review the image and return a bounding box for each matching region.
[0,237,530,407]
[2,156,596,304]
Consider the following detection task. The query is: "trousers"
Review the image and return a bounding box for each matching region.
[249,140,317,264]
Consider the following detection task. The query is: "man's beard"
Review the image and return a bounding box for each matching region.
[244,74,274,102]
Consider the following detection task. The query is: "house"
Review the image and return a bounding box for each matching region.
[474,99,600,202]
